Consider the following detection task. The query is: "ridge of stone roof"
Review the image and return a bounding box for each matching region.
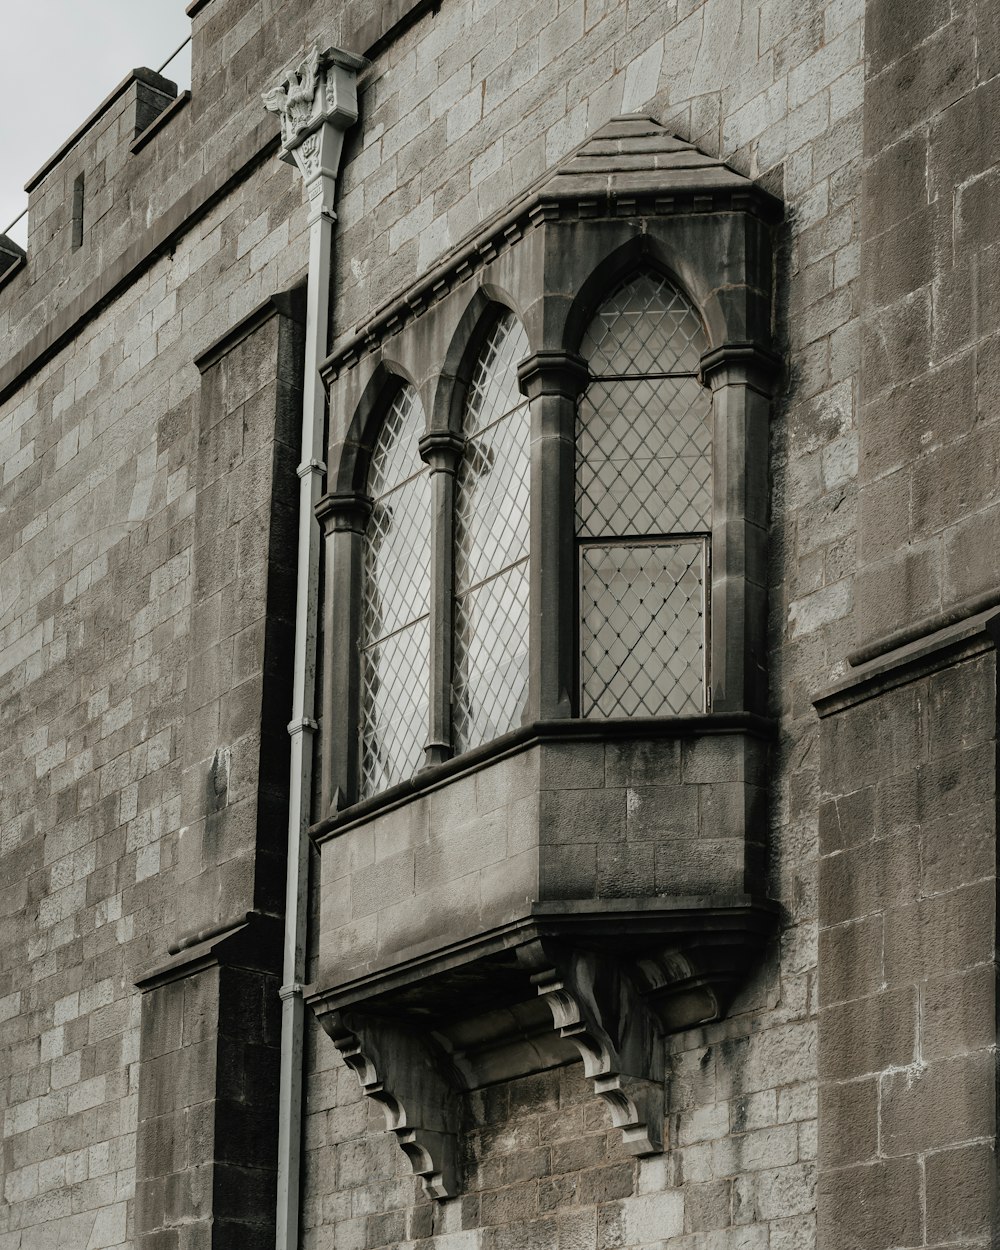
[536,113,760,198]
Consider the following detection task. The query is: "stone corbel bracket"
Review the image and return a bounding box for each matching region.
[321,1010,462,1200]
[519,940,665,1155]
[309,900,778,1197]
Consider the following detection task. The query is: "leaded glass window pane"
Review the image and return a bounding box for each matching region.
[577,376,713,537]
[577,272,711,717]
[361,386,431,797]
[453,563,530,750]
[454,312,531,751]
[580,541,706,717]
[580,270,707,375]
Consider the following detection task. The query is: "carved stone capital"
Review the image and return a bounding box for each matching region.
[700,341,783,396]
[314,490,373,534]
[318,1009,462,1200]
[517,940,665,1155]
[517,350,590,401]
[418,429,465,473]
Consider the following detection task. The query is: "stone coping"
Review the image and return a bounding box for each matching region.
[135,910,283,988]
[815,606,1000,717]
[130,90,192,155]
[25,68,177,193]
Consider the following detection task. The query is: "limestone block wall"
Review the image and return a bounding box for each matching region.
[856,0,1000,646]
[816,638,998,1247]
[0,135,311,1250]
[0,0,884,1246]
[302,0,866,1247]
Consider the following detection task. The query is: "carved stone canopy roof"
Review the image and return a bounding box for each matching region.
[528,112,772,202]
[322,114,781,380]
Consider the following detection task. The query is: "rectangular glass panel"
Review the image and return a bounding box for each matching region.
[576,376,712,538]
[580,540,706,718]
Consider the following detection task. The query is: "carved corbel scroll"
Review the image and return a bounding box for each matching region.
[320,1010,462,1200]
[518,941,666,1155]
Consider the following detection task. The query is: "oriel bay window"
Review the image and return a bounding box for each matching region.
[318,227,778,813]
[324,261,745,808]
[310,116,782,1198]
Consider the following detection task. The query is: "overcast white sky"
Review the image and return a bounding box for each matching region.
[1,2,192,244]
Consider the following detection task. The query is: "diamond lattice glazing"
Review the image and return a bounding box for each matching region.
[580,542,706,718]
[369,386,426,496]
[453,313,531,750]
[580,271,708,376]
[577,376,713,537]
[456,406,531,589]
[364,475,432,639]
[464,312,529,437]
[453,563,530,751]
[360,619,430,797]
[360,385,431,797]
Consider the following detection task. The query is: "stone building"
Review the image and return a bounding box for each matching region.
[1,0,998,1247]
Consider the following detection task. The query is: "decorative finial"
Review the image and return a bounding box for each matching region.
[262,46,324,153]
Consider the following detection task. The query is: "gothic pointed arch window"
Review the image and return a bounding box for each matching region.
[576,270,712,717]
[453,311,531,751]
[360,384,432,797]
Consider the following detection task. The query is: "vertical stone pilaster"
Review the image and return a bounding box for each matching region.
[418,430,464,765]
[135,917,283,1250]
[517,351,589,722]
[815,631,999,1249]
[701,344,780,718]
[315,491,372,813]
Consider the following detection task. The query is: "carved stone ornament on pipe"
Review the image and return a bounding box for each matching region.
[262,45,366,207]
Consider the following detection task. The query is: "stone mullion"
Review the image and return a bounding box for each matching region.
[315,491,372,814]
[701,345,780,718]
[518,351,590,723]
[419,431,464,766]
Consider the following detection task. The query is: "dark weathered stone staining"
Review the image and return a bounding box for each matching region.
[135,914,283,1249]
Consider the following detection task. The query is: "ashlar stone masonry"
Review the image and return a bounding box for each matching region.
[1,1,997,1249]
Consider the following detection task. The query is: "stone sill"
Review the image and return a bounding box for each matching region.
[311,711,776,844]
